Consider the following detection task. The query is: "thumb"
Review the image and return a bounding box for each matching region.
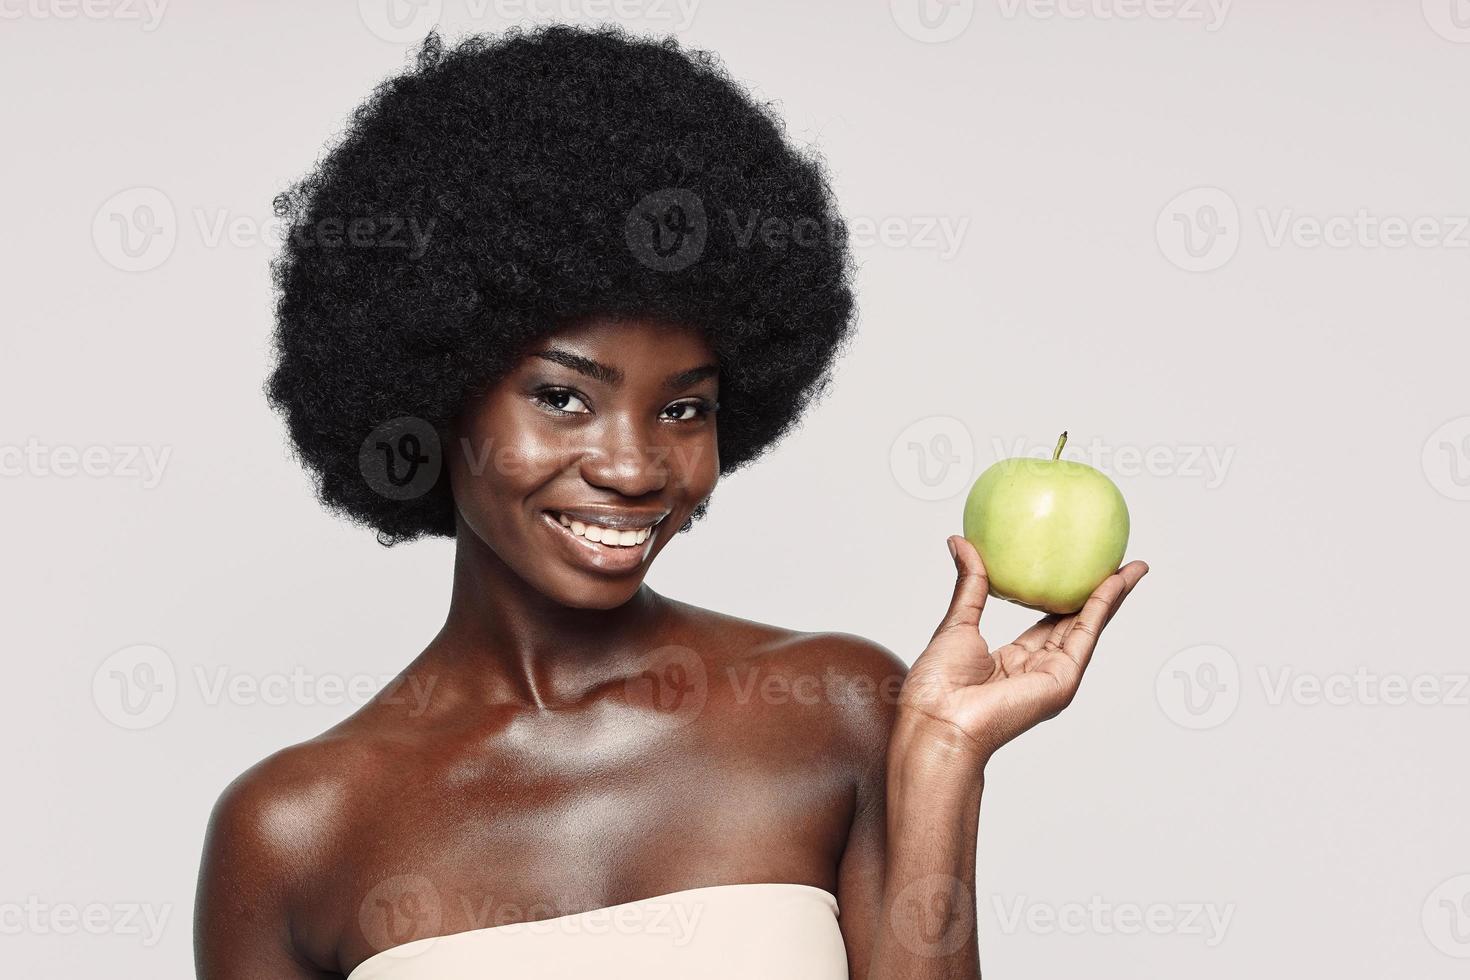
[932,535,989,640]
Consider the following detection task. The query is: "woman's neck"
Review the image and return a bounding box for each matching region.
[426,529,670,710]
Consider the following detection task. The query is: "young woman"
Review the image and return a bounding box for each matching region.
[194,25,1148,980]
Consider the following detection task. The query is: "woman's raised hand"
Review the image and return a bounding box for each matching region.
[896,534,1149,766]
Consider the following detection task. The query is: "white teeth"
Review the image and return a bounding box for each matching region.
[553,512,659,548]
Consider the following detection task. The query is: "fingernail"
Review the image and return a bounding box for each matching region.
[947,537,958,560]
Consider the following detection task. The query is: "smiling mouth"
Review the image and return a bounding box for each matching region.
[545,511,665,548]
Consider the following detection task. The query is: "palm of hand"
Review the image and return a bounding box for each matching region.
[899,535,1149,761]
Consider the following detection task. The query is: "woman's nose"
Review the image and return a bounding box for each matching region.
[577,418,669,497]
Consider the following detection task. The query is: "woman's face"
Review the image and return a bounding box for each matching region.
[448,317,721,610]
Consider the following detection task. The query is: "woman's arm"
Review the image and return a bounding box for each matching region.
[824,642,982,980]
[863,535,1149,980]
[194,753,337,979]
[863,714,985,980]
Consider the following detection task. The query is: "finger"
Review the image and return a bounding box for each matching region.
[1052,561,1148,650]
[931,535,989,640]
[1100,560,1149,629]
[1013,613,1065,652]
[1045,613,1073,649]
[1059,562,1149,670]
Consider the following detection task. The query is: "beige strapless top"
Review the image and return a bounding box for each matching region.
[347,882,847,980]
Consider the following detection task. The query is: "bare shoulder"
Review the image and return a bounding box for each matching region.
[759,630,910,837]
[663,595,909,766]
[658,593,811,650]
[195,727,383,971]
[662,593,909,675]
[779,630,910,759]
[200,731,366,894]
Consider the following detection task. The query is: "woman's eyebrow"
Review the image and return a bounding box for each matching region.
[531,348,718,391]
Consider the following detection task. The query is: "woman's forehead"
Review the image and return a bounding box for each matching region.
[533,316,716,359]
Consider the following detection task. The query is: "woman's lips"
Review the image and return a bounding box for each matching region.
[539,510,658,575]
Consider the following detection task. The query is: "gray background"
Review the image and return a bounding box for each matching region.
[3,0,1468,976]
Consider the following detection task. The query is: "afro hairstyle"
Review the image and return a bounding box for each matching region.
[266,24,857,544]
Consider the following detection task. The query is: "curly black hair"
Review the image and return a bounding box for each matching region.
[266,24,856,545]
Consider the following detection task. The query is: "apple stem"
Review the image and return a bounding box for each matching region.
[1053,431,1068,461]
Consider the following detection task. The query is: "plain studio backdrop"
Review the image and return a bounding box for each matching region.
[2,0,1467,977]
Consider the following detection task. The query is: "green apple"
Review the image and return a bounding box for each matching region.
[962,432,1129,615]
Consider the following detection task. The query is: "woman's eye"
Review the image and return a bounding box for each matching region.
[534,389,714,421]
[534,389,591,414]
[663,400,716,422]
